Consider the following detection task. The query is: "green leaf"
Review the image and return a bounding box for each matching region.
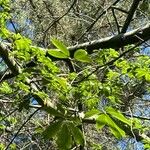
[109,127,123,139]
[16,82,30,93]
[48,49,69,58]
[107,70,120,80]
[96,114,107,130]
[109,48,119,57]
[36,91,49,99]
[43,120,63,139]
[51,38,70,57]
[135,68,146,78]
[144,143,150,150]
[44,106,64,117]
[56,77,67,90]
[74,49,91,62]
[0,143,5,150]
[106,117,125,138]
[0,82,12,94]
[14,34,31,51]
[56,122,72,149]
[145,73,150,82]
[0,124,5,130]
[10,143,16,150]
[68,122,85,146]
[96,114,125,138]
[106,107,131,125]
[85,109,100,118]
[115,59,130,74]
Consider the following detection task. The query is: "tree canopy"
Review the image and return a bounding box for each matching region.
[0,0,150,149]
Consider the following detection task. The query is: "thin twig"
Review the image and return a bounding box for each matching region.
[0,109,18,122]
[125,114,150,121]
[77,0,121,41]
[111,8,120,34]
[121,0,141,33]
[9,19,18,33]
[43,0,77,45]
[73,41,145,84]
[5,108,40,150]
[111,6,128,14]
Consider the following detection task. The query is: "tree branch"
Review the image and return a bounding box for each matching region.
[68,23,150,55]
[1,23,150,76]
[77,0,121,41]
[0,43,21,75]
[121,0,141,33]
[43,0,77,46]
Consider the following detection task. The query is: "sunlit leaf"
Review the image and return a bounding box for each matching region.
[145,73,150,82]
[10,143,16,150]
[109,127,123,139]
[51,38,70,57]
[96,114,125,138]
[109,48,119,57]
[96,114,107,129]
[106,107,131,125]
[0,82,12,94]
[74,49,91,62]
[56,77,67,90]
[135,68,146,78]
[85,109,100,118]
[48,49,69,58]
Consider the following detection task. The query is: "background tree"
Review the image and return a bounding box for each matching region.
[0,0,150,149]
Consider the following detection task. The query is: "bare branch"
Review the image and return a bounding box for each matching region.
[0,43,21,75]
[69,23,150,54]
[43,0,77,45]
[77,0,121,41]
[121,0,141,33]
[111,6,128,14]
[111,8,120,34]
[5,108,40,150]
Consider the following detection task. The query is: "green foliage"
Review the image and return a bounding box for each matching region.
[85,109,100,118]
[43,120,84,149]
[48,38,70,58]
[51,38,70,57]
[0,143,5,150]
[56,122,72,150]
[135,68,150,82]
[85,108,131,139]
[68,122,85,146]
[11,34,32,61]
[48,49,69,58]
[0,11,149,147]
[1,37,149,148]
[43,120,63,139]
[0,82,12,93]
[0,0,150,149]
[0,0,10,28]
[10,143,16,150]
[96,113,125,139]
[44,106,64,117]
[144,143,150,150]
[74,49,91,62]
[106,107,131,125]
